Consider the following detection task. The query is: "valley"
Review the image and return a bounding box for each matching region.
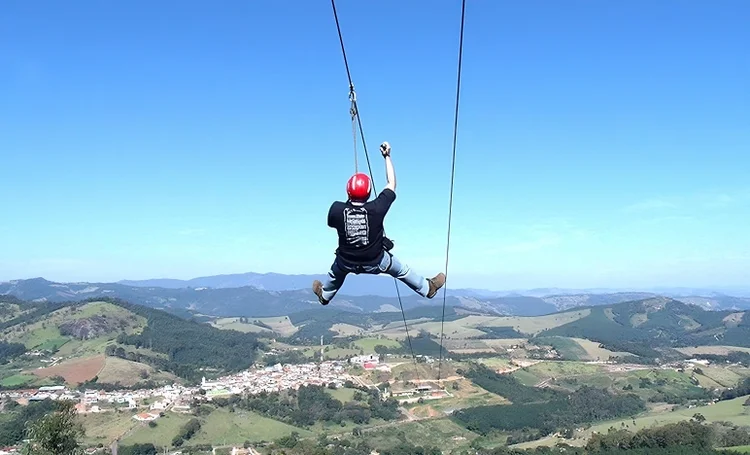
[3,292,750,455]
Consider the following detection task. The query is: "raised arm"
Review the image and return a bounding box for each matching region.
[380,142,396,193]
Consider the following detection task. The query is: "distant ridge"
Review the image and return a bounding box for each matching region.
[2,276,749,319]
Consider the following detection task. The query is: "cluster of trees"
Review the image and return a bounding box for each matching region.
[0,399,84,454]
[107,298,265,381]
[586,420,712,451]
[461,364,563,403]
[263,349,309,366]
[0,399,56,445]
[267,432,441,455]
[172,418,202,447]
[455,365,646,435]
[454,385,646,435]
[475,326,526,339]
[215,384,399,427]
[0,340,26,363]
[719,377,750,401]
[693,351,750,367]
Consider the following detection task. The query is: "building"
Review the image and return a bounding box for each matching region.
[350,355,378,365]
[132,412,159,422]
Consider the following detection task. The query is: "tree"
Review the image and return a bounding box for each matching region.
[21,400,84,455]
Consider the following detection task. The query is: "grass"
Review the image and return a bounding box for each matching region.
[353,337,400,351]
[332,323,366,337]
[468,309,591,336]
[525,360,603,378]
[96,356,178,386]
[79,411,139,446]
[695,366,744,388]
[363,418,478,453]
[120,412,194,446]
[391,362,458,382]
[582,395,750,438]
[326,387,358,402]
[407,321,488,339]
[476,357,513,370]
[720,446,750,453]
[512,369,542,387]
[570,337,636,360]
[0,373,37,387]
[255,316,298,337]
[406,377,509,415]
[191,408,312,446]
[534,337,589,361]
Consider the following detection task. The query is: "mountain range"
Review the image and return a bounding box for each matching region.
[116,272,750,299]
[3,274,750,318]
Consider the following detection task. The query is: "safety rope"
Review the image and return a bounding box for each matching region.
[350,91,358,173]
[330,0,421,383]
[437,0,466,383]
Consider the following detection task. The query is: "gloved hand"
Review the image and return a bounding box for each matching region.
[380,141,391,158]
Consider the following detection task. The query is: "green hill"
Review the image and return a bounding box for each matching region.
[0,296,265,388]
[540,297,750,359]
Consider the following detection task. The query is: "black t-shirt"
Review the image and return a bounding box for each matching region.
[328,188,396,265]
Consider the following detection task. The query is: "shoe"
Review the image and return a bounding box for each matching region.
[426,273,446,299]
[312,280,329,305]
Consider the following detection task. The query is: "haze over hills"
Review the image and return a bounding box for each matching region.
[2,276,750,318]
[116,272,750,299]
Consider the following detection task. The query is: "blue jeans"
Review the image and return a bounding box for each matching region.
[321,253,430,302]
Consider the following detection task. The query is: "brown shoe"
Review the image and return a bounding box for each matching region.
[426,273,446,299]
[312,280,329,305]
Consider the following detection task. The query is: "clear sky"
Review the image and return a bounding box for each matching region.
[1,0,749,290]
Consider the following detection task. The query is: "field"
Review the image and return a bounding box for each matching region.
[469,309,592,335]
[31,354,106,384]
[255,316,298,336]
[118,408,313,447]
[406,377,509,416]
[79,411,140,446]
[353,337,400,351]
[192,409,313,445]
[96,356,179,386]
[369,310,591,341]
[570,337,635,360]
[326,387,358,402]
[119,412,193,446]
[0,373,38,387]
[584,395,750,437]
[534,336,589,360]
[332,323,365,337]
[362,418,478,453]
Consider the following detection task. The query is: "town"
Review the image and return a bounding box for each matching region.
[0,354,447,419]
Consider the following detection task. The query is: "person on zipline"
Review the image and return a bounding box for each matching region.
[313,141,446,305]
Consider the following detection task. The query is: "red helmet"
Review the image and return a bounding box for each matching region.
[346,173,371,202]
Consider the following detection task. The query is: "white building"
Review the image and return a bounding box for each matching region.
[349,355,378,365]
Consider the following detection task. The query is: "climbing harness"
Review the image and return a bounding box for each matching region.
[330,0,466,385]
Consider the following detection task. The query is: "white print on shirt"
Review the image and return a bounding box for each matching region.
[344,207,369,246]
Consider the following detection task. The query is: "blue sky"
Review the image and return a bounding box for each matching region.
[1,0,748,290]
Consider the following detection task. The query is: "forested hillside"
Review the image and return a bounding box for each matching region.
[0,296,265,386]
[539,297,750,358]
